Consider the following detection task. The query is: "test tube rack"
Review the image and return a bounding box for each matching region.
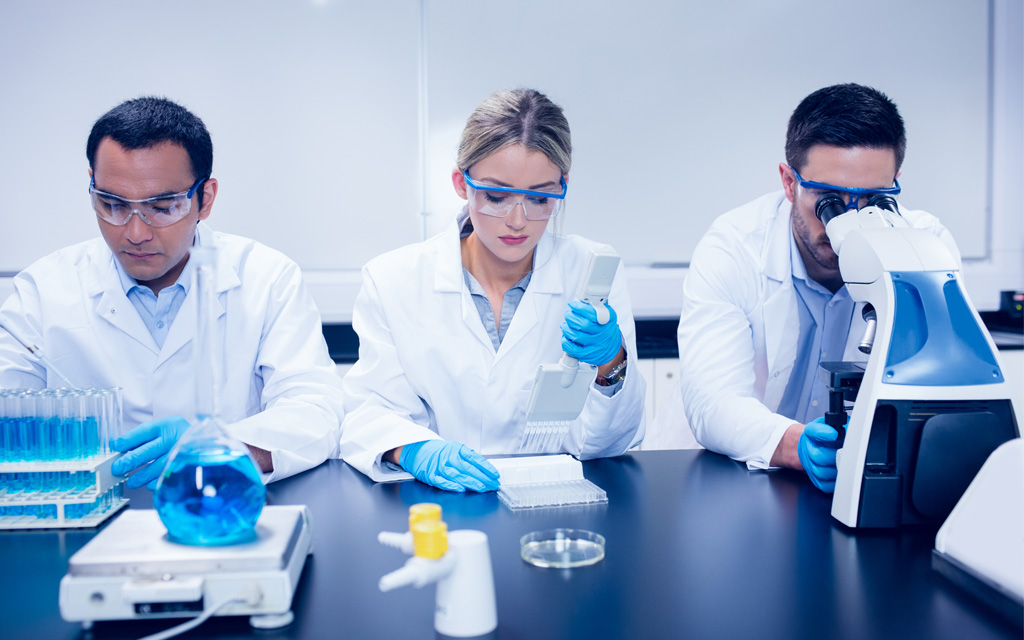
[0,388,128,529]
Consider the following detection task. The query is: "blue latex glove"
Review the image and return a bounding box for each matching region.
[560,300,622,366]
[798,417,843,493]
[399,440,501,493]
[111,416,190,490]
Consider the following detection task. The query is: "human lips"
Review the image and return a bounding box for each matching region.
[122,249,160,261]
[499,235,528,245]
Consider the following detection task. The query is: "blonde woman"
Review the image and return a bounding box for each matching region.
[340,89,645,491]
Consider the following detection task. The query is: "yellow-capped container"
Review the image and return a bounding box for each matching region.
[411,520,448,559]
[408,502,441,529]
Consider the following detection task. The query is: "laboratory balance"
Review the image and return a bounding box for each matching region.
[59,504,312,630]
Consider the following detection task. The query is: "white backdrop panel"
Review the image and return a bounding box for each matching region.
[0,0,422,273]
[423,0,989,264]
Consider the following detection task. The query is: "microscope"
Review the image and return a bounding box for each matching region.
[814,194,1020,528]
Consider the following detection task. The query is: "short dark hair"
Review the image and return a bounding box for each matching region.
[86,97,214,200]
[785,83,906,173]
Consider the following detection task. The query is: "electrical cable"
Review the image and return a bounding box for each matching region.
[134,587,260,640]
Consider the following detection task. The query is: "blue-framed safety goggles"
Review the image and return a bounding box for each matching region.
[89,176,207,227]
[789,165,901,211]
[463,170,567,221]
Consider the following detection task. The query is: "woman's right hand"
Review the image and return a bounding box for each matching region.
[399,440,501,492]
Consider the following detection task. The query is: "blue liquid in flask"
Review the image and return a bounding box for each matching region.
[154,444,266,545]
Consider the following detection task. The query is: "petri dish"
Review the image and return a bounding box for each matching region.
[520,529,605,568]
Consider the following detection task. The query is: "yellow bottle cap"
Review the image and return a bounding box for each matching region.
[411,520,448,559]
[409,503,442,529]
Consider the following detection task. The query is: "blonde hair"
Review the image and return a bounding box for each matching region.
[457,89,572,174]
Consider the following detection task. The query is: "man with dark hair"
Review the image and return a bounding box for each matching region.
[676,83,960,492]
[0,97,343,487]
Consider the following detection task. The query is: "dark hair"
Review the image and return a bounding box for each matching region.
[785,83,906,173]
[86,97,213,207]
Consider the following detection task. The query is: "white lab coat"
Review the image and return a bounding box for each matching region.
[677,191,960,468]
[0,222,344,482]
[340,211,646,482]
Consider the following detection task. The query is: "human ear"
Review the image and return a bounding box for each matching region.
[452,167,468,200]
[779,163,797,203]
[197,178,218,221]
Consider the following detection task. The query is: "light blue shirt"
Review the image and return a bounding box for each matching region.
[776,230,855,425]
[463,269,531,351]
[113,252,195,351]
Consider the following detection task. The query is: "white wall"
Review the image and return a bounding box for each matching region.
[0,0,1020,319]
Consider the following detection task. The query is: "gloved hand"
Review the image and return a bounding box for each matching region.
[399,440,500,493]
[111,416,191,490]
[798,416,844,493]
[561,300,622,366]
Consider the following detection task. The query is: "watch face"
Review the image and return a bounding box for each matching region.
[600,359,627,386]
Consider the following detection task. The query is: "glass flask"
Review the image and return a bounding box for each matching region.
[153,245,266,545]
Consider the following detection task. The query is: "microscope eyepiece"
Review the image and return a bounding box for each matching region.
[867,193,899,212]
[814,193,847,226]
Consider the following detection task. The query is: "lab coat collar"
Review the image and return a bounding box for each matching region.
[434,209,470,293]
[90,248,161,355]
[524,226,563,295]
[761,193,794,284]
[434,210,503,353]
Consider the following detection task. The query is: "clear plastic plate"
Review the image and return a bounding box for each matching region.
[520,528,605,568]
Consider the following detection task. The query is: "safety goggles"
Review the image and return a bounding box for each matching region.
[789,165,901,211]
[89,176,207,227]
[463,170,567,221]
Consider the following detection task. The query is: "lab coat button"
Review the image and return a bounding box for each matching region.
[110,308,116,314]
[157,321,164,329]
[811,400,819,407]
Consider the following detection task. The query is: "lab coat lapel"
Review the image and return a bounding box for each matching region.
[496,232,562,363]
[88,251,160,355]
[156,228,239,368]
[436,211,495,354]
[760,202,800,385]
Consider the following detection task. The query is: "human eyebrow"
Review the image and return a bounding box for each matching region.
[473,176,513,188]
[144,187,190,199]
[528,180,559,190]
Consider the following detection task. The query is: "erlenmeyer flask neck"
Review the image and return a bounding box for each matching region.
[191,245,219,421]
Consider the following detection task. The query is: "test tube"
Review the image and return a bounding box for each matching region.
[62,390,81,461]
[0,389,11,462]
[16,390,36,462]
[99,387,122,455]
[39,389,58,463]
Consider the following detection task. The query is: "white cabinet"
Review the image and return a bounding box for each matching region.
[639,358,703,450]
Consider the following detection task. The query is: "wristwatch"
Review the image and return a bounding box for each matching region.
[596,353,628,387]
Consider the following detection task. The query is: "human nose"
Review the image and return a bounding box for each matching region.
[504,201,528,229]
[123,210,153,244]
